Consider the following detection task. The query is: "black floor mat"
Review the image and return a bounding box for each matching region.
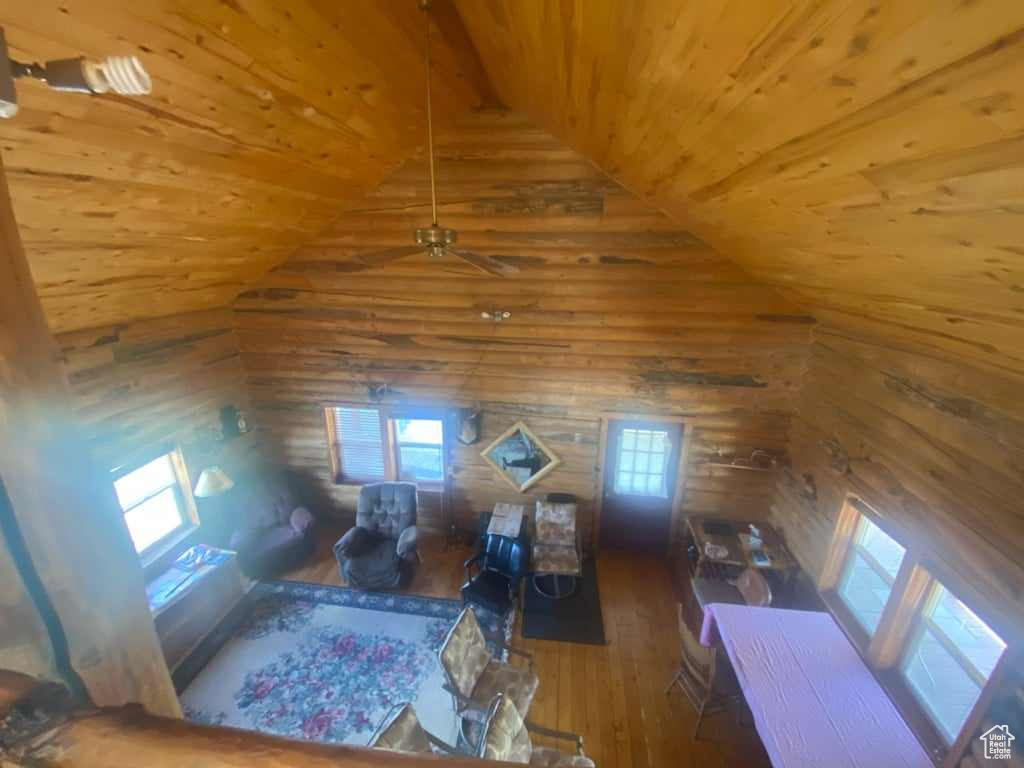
[521,556,605,645]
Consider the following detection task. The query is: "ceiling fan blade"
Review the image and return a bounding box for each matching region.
[355,245,426,266]
[445,248,519,277]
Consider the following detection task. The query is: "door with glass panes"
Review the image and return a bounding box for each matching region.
[600,419,682,553]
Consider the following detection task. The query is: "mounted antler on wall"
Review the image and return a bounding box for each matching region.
[820,437,851,476]
[704,448,786,472]
[457,409,480,445]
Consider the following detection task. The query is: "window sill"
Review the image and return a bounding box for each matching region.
[141,524,199,581]
[408,482,444,494]
[877,669,948,766]
[820,589,872,653]
[821,590,945,767]
[332,478,386,488]
[331,477,444,493]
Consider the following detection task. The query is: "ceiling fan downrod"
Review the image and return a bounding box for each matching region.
[420,0,440,229]
[416,1,455,255]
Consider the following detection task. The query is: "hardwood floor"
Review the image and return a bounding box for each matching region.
[284,525,770,768]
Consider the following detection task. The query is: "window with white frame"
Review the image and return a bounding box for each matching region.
[822,497,1012,758]
[327,406,388,483]
[836,514,907,635]
[113,450,195,562]
[899,582,1007,744]
[613,427,671,497]
[394,417,444,485]
[326,406,446,487]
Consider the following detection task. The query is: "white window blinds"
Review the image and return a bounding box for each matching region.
[331,406,386,482]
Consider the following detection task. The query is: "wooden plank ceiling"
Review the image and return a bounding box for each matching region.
[454,0,1024,376]
[0,0,486,332]
[3,0,1022,371]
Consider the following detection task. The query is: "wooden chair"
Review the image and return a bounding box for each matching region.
[736,567,772,607]
[664,602,711,705]
[692,638,743,740]
[662,601,740,740]
[688,569,771,739]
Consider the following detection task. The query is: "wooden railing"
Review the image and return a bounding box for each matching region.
[0,671,514,768]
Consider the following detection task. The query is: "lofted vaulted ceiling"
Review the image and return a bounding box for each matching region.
[455,0,1024,375]
[2,0,1023,371]
[0,0,487,332]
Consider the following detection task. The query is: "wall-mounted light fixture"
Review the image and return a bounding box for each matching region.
[480,310,511,322]
[1,27,151,119]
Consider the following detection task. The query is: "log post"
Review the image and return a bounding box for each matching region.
[0,671,510,768]
[0,152,179,717]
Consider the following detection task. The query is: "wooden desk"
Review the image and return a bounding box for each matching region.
[687,516,796,576]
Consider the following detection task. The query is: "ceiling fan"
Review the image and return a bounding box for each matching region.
[349,1,517,278]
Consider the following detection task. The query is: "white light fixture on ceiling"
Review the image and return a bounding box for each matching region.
[1,27,151,119]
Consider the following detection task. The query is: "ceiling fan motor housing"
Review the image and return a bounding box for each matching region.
[415,226,457,247]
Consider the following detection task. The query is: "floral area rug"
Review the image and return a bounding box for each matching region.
[177,581,510,747]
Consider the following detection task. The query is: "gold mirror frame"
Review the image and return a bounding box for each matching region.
[480,420,562,493]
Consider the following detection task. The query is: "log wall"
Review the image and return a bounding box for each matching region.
[234,110,813,541]
[772,325,1024,622]
[0,671,515,768]
[56,308,256,477]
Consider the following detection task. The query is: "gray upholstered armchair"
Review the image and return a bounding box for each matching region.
[333,482,418,589]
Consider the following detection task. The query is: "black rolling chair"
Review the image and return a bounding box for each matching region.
[460,533,530,616]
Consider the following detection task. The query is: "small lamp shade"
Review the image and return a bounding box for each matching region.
[194,466,234,498]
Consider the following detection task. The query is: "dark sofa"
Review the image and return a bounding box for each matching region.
[227,473,316,578]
